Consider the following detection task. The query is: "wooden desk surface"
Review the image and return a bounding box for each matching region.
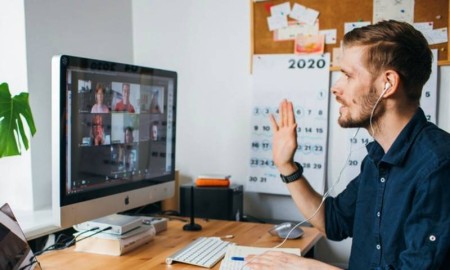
[38,219,323,269]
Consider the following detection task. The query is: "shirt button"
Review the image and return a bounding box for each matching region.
[377,211,381,217]
[429,235,436,241]
[380,177,385,183]
[376,244,381,250]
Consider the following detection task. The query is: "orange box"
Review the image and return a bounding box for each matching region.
[195,178,230,187]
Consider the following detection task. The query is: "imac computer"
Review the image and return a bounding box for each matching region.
[51,55,177,229]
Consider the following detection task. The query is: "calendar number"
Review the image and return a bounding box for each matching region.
[288,58,326,69]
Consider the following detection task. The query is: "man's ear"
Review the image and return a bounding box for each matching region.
[381,70,400,98]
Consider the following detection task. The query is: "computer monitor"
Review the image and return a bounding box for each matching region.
[51,55,177,229]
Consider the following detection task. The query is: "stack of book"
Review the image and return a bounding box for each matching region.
[195,174,231,187]
[74,215,156,256]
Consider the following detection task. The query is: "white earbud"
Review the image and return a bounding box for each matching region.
[378,82,391,99]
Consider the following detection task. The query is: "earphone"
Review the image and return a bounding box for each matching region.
[369,81,391,136]
[384,82,391,92]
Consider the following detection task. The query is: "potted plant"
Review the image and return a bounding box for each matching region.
[0,82,36,157]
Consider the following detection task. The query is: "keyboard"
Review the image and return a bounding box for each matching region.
[166,237,233,268]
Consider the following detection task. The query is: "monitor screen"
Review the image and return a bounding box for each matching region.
[51,55,176,228]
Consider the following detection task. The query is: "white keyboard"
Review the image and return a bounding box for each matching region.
[166,237,233,268]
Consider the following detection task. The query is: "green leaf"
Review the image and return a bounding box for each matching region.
[0,82,36,158]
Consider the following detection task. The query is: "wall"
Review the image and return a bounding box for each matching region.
[0,0,33,211]
[131,0,450,265]
[23,0,134,210]
[131,1,253,187]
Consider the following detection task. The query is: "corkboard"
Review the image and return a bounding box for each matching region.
[252,0,449,65]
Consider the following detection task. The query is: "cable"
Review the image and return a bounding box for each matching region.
[369,86,389,136]
[33,226,112,257]
[275,128,364,247]
[33,233,73,256]
[30,226,113,270]
[72,226,113,243]
[62,226,101,248]
[19,256,40,270]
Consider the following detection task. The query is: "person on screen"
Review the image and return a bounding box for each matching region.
[149,91,162,113]
[124,126,134,145]
[245,21,450,269]
[122,126,135,171]
[114,83,135,113]
[91,83,110,113]
[150,122,158,141]
[91,115,105,146]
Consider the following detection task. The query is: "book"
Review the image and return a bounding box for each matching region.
[219,244,301,270]
[74,225,155,256]
[196,174,231,187]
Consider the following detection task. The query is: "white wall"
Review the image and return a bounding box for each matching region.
[132,0,253,184]
[1,0,449,266]
[23,0,134,210]
[0,0,33,211]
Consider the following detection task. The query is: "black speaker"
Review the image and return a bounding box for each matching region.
[180,184,243,221]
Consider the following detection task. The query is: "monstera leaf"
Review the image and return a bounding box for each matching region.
[0,83,36,157]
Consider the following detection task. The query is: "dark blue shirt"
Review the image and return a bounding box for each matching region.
[325,108,450,269]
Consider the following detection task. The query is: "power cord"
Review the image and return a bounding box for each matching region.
[73,226,113,243]
[19,256,40,270]
[30,226,113,269]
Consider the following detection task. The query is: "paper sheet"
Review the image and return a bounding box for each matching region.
[422,28,448,45]
[219,245,301,270]
[274,20,319,41]
[344,21,371,34]
[373,0,414,23]
[289,3,319,25]
[319,29,337,44]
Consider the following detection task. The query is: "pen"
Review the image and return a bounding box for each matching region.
[231,256,245,261]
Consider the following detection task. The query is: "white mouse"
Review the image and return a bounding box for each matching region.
[268,222,304,239]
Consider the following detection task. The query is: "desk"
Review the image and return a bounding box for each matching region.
[38,219,323,269]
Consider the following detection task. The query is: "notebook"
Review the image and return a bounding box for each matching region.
[219,244,301,270]
[0,203,42,270]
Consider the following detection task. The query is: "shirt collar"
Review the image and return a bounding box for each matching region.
[366,107,428,166]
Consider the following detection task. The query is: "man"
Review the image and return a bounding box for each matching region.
[124,126,134,145]
[247,20,450,269]
[115,83,135,113]
[122,127,135,171]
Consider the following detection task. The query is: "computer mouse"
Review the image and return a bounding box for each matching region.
[268,222,304,239]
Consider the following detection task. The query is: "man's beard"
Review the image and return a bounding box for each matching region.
[338,85,385,129]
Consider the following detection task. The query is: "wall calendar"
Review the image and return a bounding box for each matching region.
[248,54,330,195]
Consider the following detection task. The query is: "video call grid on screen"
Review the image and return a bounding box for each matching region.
[64,66,176,196]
